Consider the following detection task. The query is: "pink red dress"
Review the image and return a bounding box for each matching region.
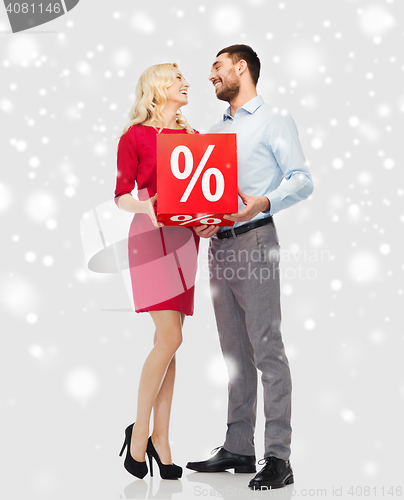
[114,124,200,315]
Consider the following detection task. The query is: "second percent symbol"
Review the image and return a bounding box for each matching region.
[170,214,222,225]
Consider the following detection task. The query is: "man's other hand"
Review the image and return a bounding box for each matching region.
[223,187,270,222]
[193,225,220,238]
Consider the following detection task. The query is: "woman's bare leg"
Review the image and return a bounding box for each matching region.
[130,310,183,462]
[151,312,185,464]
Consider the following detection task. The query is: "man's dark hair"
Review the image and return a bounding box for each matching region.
[216,44,261,86]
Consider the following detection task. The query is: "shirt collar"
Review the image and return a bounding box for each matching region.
[223,95,264,121]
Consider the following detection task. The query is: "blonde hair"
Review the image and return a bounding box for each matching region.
[119,63,194,138]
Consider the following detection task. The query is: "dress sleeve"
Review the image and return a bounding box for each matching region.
[114,127,138,207]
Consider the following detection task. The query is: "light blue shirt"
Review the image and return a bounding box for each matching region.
[209,95,314,231]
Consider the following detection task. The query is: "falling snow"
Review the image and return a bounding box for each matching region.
[1,0,402,497]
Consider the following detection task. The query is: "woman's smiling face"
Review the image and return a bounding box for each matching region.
[167,68,190,107]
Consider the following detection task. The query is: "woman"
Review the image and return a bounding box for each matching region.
[114,63,200,480]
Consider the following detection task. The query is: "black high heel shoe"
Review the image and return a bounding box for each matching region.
[119,423,148,479]
[146,436,182,480]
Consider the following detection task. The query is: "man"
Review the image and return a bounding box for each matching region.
[186,45,314,490]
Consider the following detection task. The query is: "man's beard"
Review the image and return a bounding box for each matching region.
[216,70,240,102]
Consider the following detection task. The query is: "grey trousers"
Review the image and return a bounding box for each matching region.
[208,220,292,461]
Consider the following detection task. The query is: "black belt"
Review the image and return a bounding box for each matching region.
[217,216,273,239]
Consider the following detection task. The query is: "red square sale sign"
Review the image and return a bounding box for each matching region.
[157,134,238,226]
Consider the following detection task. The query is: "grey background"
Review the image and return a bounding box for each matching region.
[0,0,403,499]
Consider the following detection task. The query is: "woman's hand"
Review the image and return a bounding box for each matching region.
[143,193,164,228]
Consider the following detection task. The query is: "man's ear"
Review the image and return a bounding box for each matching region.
[237,59,248,76]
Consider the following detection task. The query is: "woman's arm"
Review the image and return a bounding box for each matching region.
[116,193,147,213]
[117,193,162,227]
[114,128,162,227]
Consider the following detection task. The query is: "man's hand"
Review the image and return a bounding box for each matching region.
[193,225,220,239]
[223,187,270,222]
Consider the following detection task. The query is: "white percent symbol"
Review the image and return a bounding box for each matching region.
[170,214,223,225]
[170,145,225,202]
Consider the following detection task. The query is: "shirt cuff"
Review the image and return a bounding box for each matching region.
[265,191,283,216]
[261,196,271,214]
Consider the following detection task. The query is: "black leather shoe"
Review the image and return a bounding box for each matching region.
[186,447,256,473]
[248,456,294,489]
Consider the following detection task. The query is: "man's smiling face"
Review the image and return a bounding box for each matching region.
[209,53,241,103]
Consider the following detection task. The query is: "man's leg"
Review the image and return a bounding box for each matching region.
[229,224,292,461]
[209,236,258,456]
